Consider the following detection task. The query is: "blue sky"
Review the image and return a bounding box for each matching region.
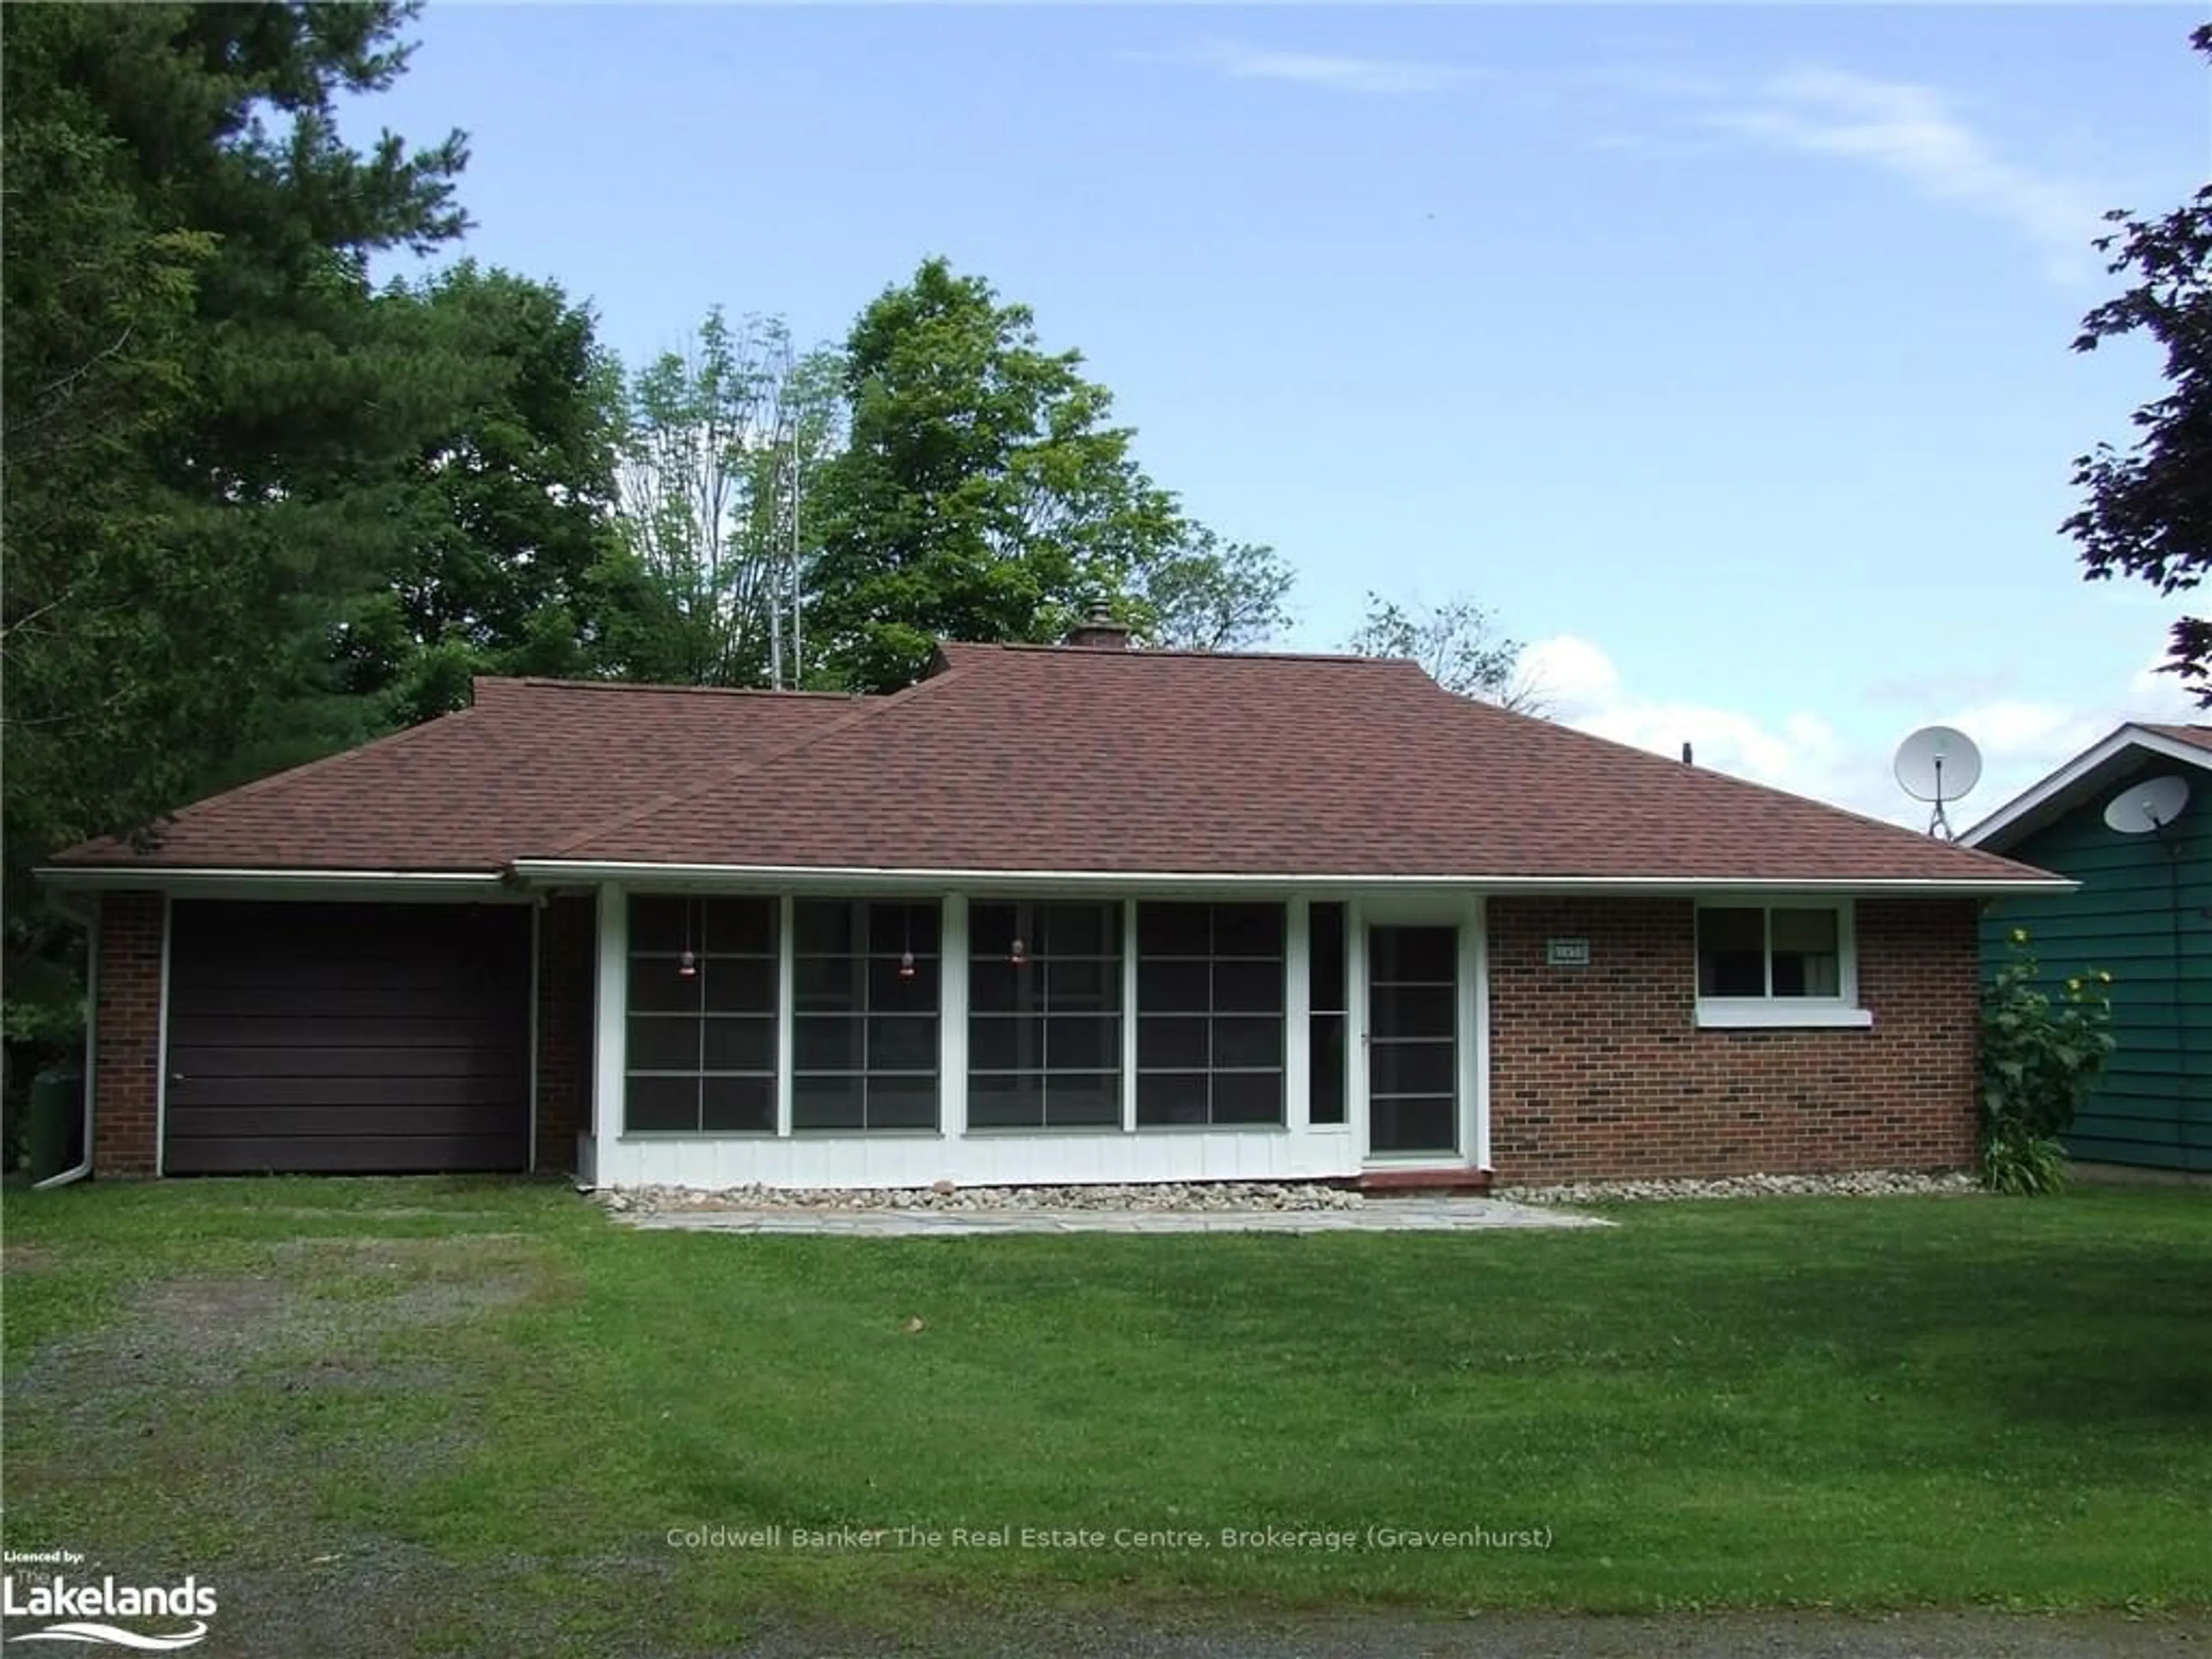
[354,5,2209,825]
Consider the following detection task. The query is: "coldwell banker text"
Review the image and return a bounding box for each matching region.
[667,1524,1552,1553]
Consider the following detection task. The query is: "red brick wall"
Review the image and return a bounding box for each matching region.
[92,891,165,1176]
[1486,896,1979,1182]
[534,895,595,1174]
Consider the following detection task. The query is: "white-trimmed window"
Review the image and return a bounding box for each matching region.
[1694,900,1871,1029]
[1135,901,1286,1128]
[791,898,941,1133]
[967,901,1123,1130]
[624,895,779,1132]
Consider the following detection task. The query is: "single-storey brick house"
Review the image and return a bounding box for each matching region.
[40,626,2067,1189]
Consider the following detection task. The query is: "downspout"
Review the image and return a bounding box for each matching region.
[32,891,98,1189]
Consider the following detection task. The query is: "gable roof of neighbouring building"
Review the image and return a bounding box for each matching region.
[1963,721,2212,856]
[47,644,2065,892]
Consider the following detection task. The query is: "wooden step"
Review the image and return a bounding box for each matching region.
[1355,1167,1494,1196]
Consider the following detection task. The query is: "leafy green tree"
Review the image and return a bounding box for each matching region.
[332,262,630,728]
[1134,528,1296,651]
[2,9,215,893]
[2065,23,2212,705]
[2,1,468,1039]
[611,310,842,687]
[808,259,1187,692]
[1345,592,1533,709]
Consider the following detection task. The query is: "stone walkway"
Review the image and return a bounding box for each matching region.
[623,1197,1608,1236]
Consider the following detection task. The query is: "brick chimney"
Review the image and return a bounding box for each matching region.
[1063,603,1133,651]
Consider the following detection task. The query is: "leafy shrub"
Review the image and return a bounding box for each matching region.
[1978,929,2115,1195]
[1979,1131,2070,1198]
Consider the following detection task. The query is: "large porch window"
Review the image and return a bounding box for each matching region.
[967,901,1123,1130]
[612,890,1332,1139]
[1135,902,1285,1127]
[792,899,941,1131]
[624,896,777,1132]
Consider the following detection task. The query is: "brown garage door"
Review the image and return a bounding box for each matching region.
[165,902,531,1174]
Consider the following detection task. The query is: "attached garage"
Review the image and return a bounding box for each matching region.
[163,900,532,1174]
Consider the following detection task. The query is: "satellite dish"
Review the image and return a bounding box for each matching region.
[1894,726,1983,840]
[2102,775,2191,835]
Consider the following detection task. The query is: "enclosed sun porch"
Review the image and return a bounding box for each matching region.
[578,882,1493,1192]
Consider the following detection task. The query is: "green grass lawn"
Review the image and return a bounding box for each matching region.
[3,1180,2208,1653]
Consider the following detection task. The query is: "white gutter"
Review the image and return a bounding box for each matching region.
[34,867,516,899]
[507,859,2074,898]
[33,892,99,1190]
[33,857,2074,903]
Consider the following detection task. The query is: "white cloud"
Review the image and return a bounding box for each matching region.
[1520,634,1863,808]
[1702,67,2110,281]
[1927,700,2109,824]
[1191,41,1469,97]
[1516,635,2203,831]
[1514,634,1619,715]
[2122,656,2210,719]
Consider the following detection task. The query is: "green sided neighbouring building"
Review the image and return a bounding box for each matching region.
[1964,722,2212,1173]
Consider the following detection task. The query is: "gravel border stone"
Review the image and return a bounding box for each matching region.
[593,1169,1981,1219]
[622,1198,1605,1236]
[1507,1169,1982,1205]
[594,1180,1368,1217]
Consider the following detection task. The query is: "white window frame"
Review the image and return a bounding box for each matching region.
[1131,897,1290,1132]
[1693,897,1872,1030]
[963,896,1129,1134]
[787,894,945,1137]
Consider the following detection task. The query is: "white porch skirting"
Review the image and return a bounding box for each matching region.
[584,1127,1362,1191]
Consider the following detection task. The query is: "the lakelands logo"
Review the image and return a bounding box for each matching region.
[2,1553,217,1651]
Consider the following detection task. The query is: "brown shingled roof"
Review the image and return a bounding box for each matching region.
[52,679,857,873]
[49,647,2058,887]
[532,644,2050,884]
[2142,723,2212,753]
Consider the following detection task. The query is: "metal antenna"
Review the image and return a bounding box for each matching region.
[768,409,789,692]
[790,406,805,686]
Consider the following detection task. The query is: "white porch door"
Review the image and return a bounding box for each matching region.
[1363,920,1463,1160]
